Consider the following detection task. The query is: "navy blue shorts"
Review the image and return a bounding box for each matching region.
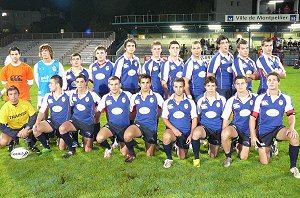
[202,125,222,145]
[70,118,94,139]
[3,128,20,139]
[103,122,127,142]
[176,134,190,149]
[257,125,285,147]
[230,123,251,147]
[135,123,157,144]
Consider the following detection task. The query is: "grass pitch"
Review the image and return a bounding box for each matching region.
[0,66,299,197]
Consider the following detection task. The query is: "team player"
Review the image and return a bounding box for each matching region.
[34,44,66,108]
[96,76,132,158]
[232,39,259,91]
[0,47,34,101]
[113,38,141,94]
[207,35,234,99]
[66,53,89,90]
[221,75,257,167]
[89,46,114,97]
[123,74,164,162]
[249,72,300,178]
[142,41,165,97]
[191,76,226,167]
[161,40,184,99]
[32,75,71,154]
[0,86,39,152]
[256,37,286,94]
[161,78,197,168]
[59,74,100,158]
[183,41,208,99]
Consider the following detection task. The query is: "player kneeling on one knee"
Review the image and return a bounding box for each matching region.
[221,75,257,167]
[96,76,132,158]
[123,74,164,162]
[161,78,198,168]
[192,76,226,168]
[250,72,300,179]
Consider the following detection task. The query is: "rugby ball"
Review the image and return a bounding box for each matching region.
[10,147,29,159]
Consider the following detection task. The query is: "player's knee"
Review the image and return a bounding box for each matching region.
[260,158,269,165]
[163,133,172,144]
[33,130,41,137]
[0,139,9,147]
[96,135,104,143]
[240,154,248,160]
[59,125,68,134]
[123,133,133,142]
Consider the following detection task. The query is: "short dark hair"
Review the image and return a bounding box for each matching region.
[267,71,280,82]
[75,73,87,82]
[204,76,218,86]
[261,37,273,46]
[237,39,248,49]
[70,53,81,59]
[6,85,20,96]
[95,45,107,52]
[108,76,121,83]
[138,74,151,83]
[151,41,162,48]
[169,40,180,49]
[50,75,63,88]
[9,46,20,55]
[192,41,201,46]
[216,35,229,45]
[173,77,185,86]
[124,38,137,48]
[234,75,247,83]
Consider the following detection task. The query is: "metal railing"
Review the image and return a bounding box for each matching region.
[114,13,225,24]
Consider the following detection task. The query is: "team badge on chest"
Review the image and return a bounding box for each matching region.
[85,97,89,102]
[122,97,126,103]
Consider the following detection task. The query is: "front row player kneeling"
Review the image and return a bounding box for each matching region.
[123,74,164,162]
[250,72,300,179]
[0,86,39,153]
[161,78,198,168]
[59,74,100,158]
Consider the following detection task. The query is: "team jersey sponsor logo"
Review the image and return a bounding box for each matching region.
[106,100,112,105]
[52,105,63,112]
[227,67,233,73]
[266,109,280,117]
[10,75,23,82]
[48,99,53,103]
[128,69,136,76]
[9,111,27,119]
[150,97,154,103]
[52,66,57,71]
[205,111,217,118]
[184,103,189,109]
[124,63,129,68]
[279,100,283,106]
[173,111,185,119]
[176,71,183,78]
[122,97,126,103]
[95,73,105,80]
[198,71,206,78]
[76,104,86,111]
[111,107,123,115]
[85,97,89,102]
[167,104,174,109]
[262,100,269,106]
[201,104,208,109]
[40,75,50,82]
[250,100,253,105]
[233,103,240,109]
[239,109,251,117]
[139,107,151,114]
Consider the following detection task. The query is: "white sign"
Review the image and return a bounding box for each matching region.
[225,14,298,22]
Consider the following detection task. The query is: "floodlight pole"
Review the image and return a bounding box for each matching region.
[248,28,251,50]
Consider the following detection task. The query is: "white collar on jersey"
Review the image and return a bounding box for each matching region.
[169,93,188,100]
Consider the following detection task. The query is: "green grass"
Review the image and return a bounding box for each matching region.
[0,66,300,197]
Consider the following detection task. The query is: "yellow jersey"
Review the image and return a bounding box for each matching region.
[0,99,36,129]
